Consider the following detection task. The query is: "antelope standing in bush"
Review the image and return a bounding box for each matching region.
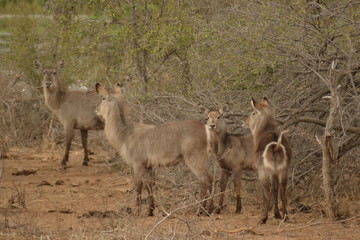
[243,97,291,224]
[34,60,104,167]
[200,105,254,214]
[95,83,218,216]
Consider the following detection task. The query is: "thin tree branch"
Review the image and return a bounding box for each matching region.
[282,117,360,133]
[337,134,360,160]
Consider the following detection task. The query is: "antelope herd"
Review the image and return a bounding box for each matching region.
[35,60,292,223]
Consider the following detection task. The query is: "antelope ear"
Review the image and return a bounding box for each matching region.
[219,103,230,115]
[57,60,65,70]
[197,103,209,115]
[34,60,43,71]
[251,98,262,111]
[114,82,124,94]
[262,97,271,107]
[251,98,256,107]
[95,83,109,96]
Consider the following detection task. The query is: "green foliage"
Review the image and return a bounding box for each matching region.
[6,16,38,84]
[0,18,9,31]
[0,0,45,14]
[0,0,359,96]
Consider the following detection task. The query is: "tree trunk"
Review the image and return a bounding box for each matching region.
[131,0,148,94]
[322,60,339,220]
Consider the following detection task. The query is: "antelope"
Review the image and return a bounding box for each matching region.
[34,60,104,167]
[95,83,218,216]
[200,105,254,214]
[243,97,291,224]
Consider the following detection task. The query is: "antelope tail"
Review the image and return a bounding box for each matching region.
[263,130,289,171]
[274,130,289,152]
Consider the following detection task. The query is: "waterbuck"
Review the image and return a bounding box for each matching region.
[34,60,104,167]
[200,105,254,214]
[95,83,219,216]
[244,97,291,224]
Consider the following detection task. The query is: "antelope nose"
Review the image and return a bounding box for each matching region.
[210,124,216,129]
[45,82,52,88]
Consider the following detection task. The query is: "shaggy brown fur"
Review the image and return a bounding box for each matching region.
[96,83,219,216]
[201,105,254,214]
[34,60,104,167]
[244,97,292,224]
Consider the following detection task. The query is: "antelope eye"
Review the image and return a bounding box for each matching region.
[102,97,106,101]
[52,72,57,75]
[217,116,220,119]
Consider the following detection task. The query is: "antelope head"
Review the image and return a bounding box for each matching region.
[34,60,65,92]
[95,83,124,120]
[199,104,229,134]
[245,97,275,135]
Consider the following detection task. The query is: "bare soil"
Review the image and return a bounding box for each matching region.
[0,147,359,240]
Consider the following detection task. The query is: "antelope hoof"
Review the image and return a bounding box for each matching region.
[61,160,67,168]
[274,212,281,219]
[214,207,221,214]
[202,209,212,217]
[235,208,242,214]
[207,206,214,215]
[82,161,89,166]
[196,207,204,216]
[259,217,268,224]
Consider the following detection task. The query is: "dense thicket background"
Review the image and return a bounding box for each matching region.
[0,0,359,217]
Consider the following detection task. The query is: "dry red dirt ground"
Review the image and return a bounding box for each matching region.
[0,147,359,240]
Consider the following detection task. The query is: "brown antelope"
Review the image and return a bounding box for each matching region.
[244,97,291,224]
[95,83,218,216]
[200,105,254,214]
[34,60,104,167]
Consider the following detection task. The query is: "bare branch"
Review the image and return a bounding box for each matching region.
[337,134,360,160]
[282,117,360,133]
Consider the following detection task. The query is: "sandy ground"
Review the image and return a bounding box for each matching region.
[0,147,359,240]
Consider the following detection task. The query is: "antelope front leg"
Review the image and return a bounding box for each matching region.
[202,174,214,215]
[233,170,243,214]
[80,129,89,166]
[62,127,74,167]
[144,169,155,216]
[215,169,231,214]
[133,166,145,216]
[186,155,214,215]
[134,180,143,216]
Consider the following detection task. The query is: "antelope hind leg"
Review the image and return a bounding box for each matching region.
[80,130,89,166]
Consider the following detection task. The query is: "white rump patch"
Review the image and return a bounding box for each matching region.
[276,144,287,171]
[262,141,287,172]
